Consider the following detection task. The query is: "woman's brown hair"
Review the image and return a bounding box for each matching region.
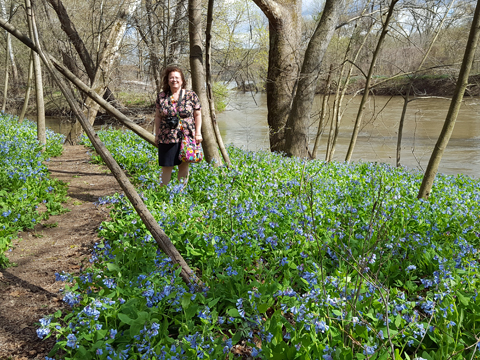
[161,66,186,93]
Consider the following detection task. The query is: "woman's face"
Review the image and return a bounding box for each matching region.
[168,71,183,91]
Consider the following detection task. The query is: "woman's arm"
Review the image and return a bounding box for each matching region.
[194,109,202,144]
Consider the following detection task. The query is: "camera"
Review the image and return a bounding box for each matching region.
[164,116,179,129]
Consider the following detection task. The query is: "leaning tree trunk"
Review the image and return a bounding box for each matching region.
[205,0,231,167]
[3,16,199,286]
[46,0,117,103]
[65,0,141,144]
[283,0,344,158]
[418,0,480,199]
[18,51,34,122]
[189,0,222,165]
[0,18,157,147]
[345,0,398,162]
[252,0,302,153]
[25,0,46,148]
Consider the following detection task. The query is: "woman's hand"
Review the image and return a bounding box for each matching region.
[195,133,203,144]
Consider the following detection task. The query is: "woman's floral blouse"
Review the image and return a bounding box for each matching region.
[155,90,201,144]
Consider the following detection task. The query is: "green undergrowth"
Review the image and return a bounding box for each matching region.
[0,113,68,267]
[37,128,480,360]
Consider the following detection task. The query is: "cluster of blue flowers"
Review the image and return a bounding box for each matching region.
[33,129,480,359]
[1,114,66,266]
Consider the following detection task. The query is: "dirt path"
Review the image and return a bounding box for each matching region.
[0,145,123,360]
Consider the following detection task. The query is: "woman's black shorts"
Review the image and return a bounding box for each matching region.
[158,142,182,166]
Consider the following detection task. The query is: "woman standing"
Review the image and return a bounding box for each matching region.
[154,66,202,186]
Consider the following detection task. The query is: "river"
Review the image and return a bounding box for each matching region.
[44,92,480,178]
[216,92,480,177]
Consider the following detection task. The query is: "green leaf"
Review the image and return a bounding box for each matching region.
[258,302,270,313]
[227,308,240,318]
[232,330,242,344]
[181,293,191,308]
[421,351,434,360]
[107,263,121,273]
[395,314,402,328]
[118,313,133,325]
[457,291,470,306]
[74,346,89,359]
[208,297,220,308]
[185,304,199,320]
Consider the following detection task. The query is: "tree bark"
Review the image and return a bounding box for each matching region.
[345,0,398,162]
[252,0,302,152]
[418,0,480,199]
[1,1,18,104]
[25,0,46,148]
[167,0,187,66]
[206,0,231,167]
[283,0,344,158]
[144,0,162,93]
[189,0,222,165]
[311,64,334,159]
[2,31,10,112]
[18,51,34,122]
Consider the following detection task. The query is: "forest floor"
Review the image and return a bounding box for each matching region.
[0,145,123,360]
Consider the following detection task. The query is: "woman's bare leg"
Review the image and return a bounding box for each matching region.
[178,162,189,184]
[161,166,174,186]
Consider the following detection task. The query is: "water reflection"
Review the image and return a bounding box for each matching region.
[217,92,480,177]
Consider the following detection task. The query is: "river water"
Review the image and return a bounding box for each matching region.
[43,92,480,178]
[216,92,480,177]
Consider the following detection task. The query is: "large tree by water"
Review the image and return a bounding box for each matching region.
[252,0,344,156]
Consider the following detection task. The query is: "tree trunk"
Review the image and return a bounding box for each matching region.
[46,0,96,80]
[252,0,302,152]
[18,50,34,122]
[167,0,187,66]
[64,0,141,143]
[345,0,398,162]
[25,0,46,148]
[2,31,9,112]
[418,0,480,199]
[206,0,231,167]
[1,1,18,106]
[396,0,454,167]
[144,0,162,94]
[46,0,117,102]
[326,20,373,162]
[189,0,222,165]
[311,64,334,159]
[283,0,344,158]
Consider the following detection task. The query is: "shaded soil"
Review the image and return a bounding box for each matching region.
[0,145,123,360]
